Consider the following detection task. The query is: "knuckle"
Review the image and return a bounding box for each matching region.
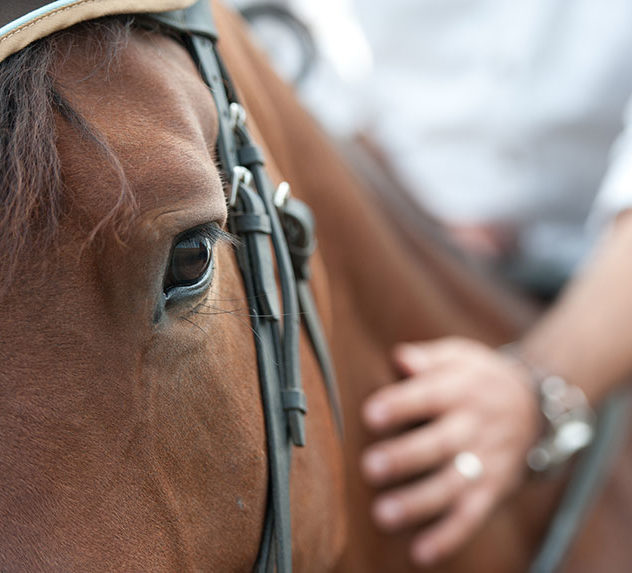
[427,384,451,410]
[405,483,441,519]
[433,476,456,505]
[431,434,448,458]
[445,336,483,353]
[432,522,462,558]
[432,425,456,456]
[442,336,468,352]
[386,448,409,475]
[462,491,490,523]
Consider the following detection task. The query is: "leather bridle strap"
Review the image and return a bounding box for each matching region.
[147,5,297,572]
[229,178,296,573]
[145,2,341,571]
[277,195,344,436]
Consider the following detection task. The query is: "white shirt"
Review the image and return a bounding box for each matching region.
[351,0,632,278]
[233,0,632,280]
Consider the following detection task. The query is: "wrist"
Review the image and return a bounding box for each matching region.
[500,343,595,473]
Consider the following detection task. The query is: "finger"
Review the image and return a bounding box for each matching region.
[410,488,494,566]
[362,413,473,485]
[363,371,462,431]
[392,343,433,376]
[371,463,465,531]
[393,338,479,376]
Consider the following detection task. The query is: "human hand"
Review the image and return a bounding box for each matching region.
[361,337,540,566]
[446,222,517,260]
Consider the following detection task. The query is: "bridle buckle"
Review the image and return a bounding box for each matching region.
[229,102,247,129]
[229,165,253,207]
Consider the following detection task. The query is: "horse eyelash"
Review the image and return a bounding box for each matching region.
[194,222,239,248]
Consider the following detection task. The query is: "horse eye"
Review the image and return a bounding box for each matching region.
[164,234,213,294]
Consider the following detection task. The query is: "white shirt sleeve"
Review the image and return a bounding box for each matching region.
[589,96,632,229]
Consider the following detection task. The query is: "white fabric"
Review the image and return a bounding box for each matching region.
[228,0,372,136]
[351,0,632,277]
[235,0,632,278]
[590,97,632,228]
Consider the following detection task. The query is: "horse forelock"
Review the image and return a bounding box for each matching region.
[0,12,278,568]
[0,17,138,296]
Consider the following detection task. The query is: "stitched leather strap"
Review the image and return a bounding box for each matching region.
[146,3,342,571]
[278,196,343,436]
[230,181,294,572]
[143,3,343,571]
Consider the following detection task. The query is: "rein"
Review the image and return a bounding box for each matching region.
[146,3,342,571]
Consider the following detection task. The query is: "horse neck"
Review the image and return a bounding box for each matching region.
[213,3,532,349]
[213,3,549,571]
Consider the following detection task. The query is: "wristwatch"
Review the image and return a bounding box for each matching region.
[501,344,595,473]
[526,373,595,472]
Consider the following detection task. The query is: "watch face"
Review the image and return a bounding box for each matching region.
[239,4,316,86]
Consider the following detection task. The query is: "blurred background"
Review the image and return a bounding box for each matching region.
[227,0,632,299]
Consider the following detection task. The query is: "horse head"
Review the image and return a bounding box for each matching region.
[0,11,345,570]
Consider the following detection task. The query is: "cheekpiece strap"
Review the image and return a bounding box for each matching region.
[145,2,343,570]
[145,3,303,572]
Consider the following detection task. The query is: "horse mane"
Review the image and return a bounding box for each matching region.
[0,17,136,294]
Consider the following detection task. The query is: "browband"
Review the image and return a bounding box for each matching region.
[0,0,196,63]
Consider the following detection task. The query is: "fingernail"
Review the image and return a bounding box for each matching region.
[363,400,389,427]
[373,498,403,527]
[362,450,389,480]
[412,542,435,565]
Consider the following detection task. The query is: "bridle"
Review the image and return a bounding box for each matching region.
[0,0,341,571]
[143,6,629,573]
[3,2,630,572]
[145,2,343,572]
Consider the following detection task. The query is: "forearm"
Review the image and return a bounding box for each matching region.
[520,210,632,404]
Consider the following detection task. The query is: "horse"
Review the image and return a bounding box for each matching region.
[0,5,346,570]
[212,5,632,571]
[1,0,631,571]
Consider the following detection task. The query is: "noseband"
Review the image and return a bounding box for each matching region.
[146,3,342,571]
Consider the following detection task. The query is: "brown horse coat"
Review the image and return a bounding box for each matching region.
[0,12,345,571]
[1,1,631,570]
[210,3,632,572]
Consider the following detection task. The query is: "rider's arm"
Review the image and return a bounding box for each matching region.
[521,209,632,403]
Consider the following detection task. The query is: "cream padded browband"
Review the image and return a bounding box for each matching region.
[0,0,197,63]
